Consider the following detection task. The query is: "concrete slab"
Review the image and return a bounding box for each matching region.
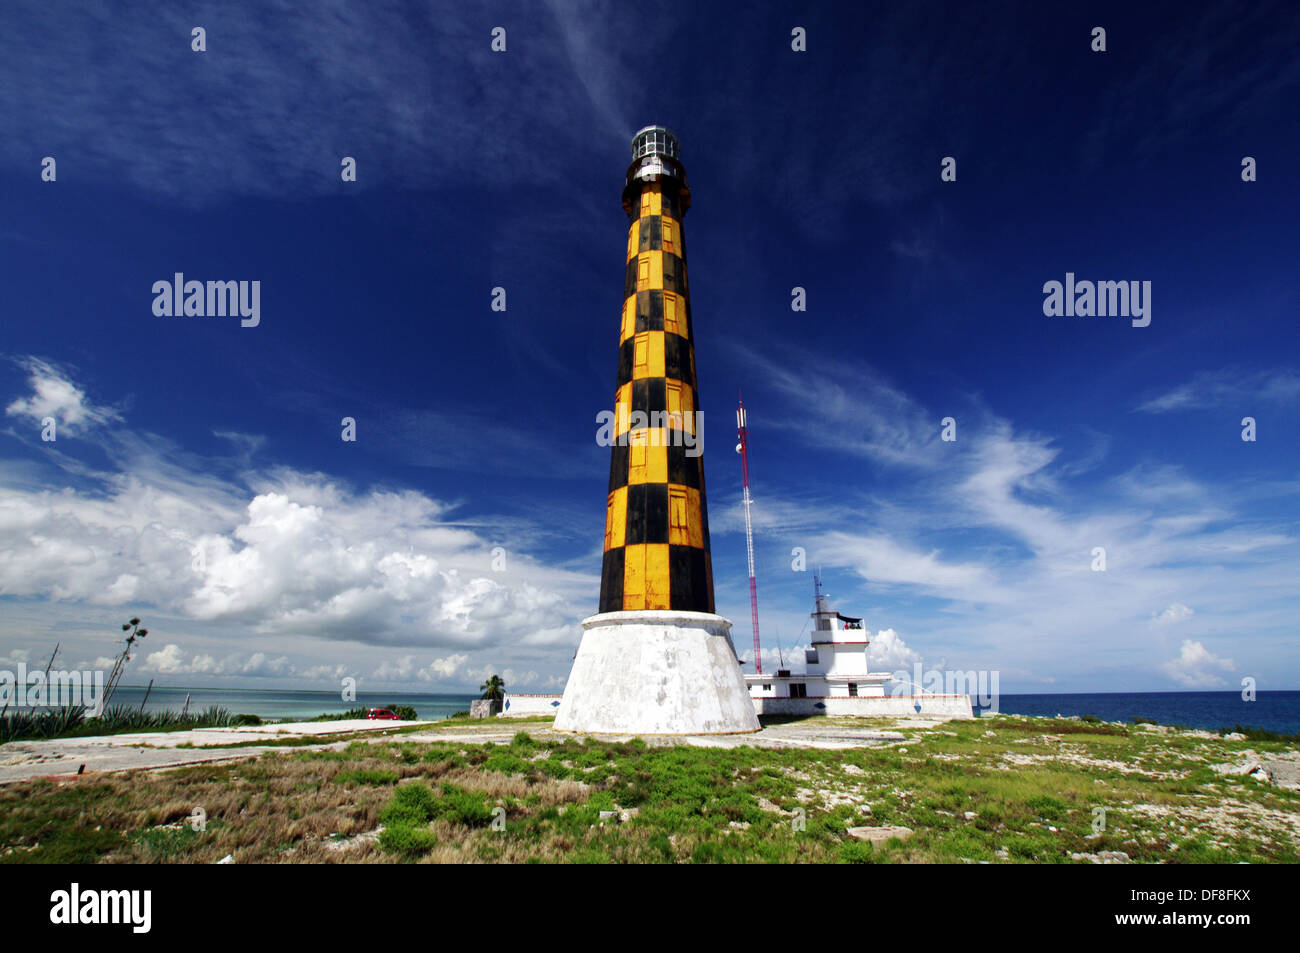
[0,715,920,785]
[0,719,424,785]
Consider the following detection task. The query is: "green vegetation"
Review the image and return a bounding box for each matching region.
[313,707,371,722]
[1216,723,1300,745]
[1,713,1295,864]
[0,705,238,743]
[313,703,420,722]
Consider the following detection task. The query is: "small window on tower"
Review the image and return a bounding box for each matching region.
[669,487,688,542]
[663,294,679,335]
[666,379,683,423]
[633,333,649,375]
[641,190,652,215]
[629,436,648,483]
[662,219,675,254]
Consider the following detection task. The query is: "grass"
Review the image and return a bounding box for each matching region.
[3,701,430,743]
[0,714,1295,864]
[0,705,244,742]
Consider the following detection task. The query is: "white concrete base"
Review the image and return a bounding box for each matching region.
[554,610,761,735]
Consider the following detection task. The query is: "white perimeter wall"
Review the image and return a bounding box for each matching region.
[754,694,973,718]
[502,692,972,719]
[500,694,564,717]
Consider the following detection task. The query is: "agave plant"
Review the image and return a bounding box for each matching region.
[102,616,149,707]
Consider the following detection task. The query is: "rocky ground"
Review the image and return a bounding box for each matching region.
[0,712,1295,863]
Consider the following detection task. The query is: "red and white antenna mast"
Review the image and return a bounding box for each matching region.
[736,392,762,674]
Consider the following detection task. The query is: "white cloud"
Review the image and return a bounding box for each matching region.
[868,628,921,671]
[0,648,31,669]
[140,644,290,678]
[301,663,348,682]
[0,394,593,654]
[1137,368,1300,414]
[141,644,207,676]
[5,358,121,435]
[373,655,416,680]
[1162,640,1235,688]
[725,345,1300,691]
[426,653,469,679]
[1150,603,1194,626]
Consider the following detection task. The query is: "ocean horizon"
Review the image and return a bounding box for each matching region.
[73,686,1300,734]
[98,685,479,722]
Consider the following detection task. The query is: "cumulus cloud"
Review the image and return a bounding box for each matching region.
[140,644,290,678]
[0,648,31,669]
[373,655,416,680]
[1150,603,1194,626]
[426,654,470,679]
[0,363,594,654]
[1162,640,1235,688]
[868,628,921,671]
[301,663,348,682]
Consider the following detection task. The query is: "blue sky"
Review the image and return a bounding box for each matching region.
[1,1,1297,696]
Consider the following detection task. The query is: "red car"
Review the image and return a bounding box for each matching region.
[366,708,400,720]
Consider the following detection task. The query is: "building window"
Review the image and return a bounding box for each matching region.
[761,684,771,691]
[848,683,858,696]
[789,683,807,698]
[662,219,675,254]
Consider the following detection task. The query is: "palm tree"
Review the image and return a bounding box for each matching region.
[480,675,506,703]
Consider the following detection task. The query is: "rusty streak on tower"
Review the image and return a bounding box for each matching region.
[600,125,714,615]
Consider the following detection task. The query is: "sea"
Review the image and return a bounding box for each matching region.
[102,686,477,722]
[975,691,1300,734]
[85,686,1300,734]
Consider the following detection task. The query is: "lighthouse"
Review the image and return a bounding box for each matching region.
[554,126,760,735]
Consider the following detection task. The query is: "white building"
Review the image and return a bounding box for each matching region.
[502,583,973,722]
[742,584,973,719]
[745,585,892,701]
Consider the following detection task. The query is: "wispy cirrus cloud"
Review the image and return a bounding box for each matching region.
[715,341,1300,690]
[0,3,637,204]
[1137,368,1300,414]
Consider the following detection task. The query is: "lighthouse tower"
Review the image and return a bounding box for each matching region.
[554,127,760,735]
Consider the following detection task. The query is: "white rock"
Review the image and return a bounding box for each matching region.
[846,825,913,844]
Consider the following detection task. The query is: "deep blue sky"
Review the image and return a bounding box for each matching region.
[2,1,1297,695]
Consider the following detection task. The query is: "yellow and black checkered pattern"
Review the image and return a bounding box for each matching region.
[599,180,715,614]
